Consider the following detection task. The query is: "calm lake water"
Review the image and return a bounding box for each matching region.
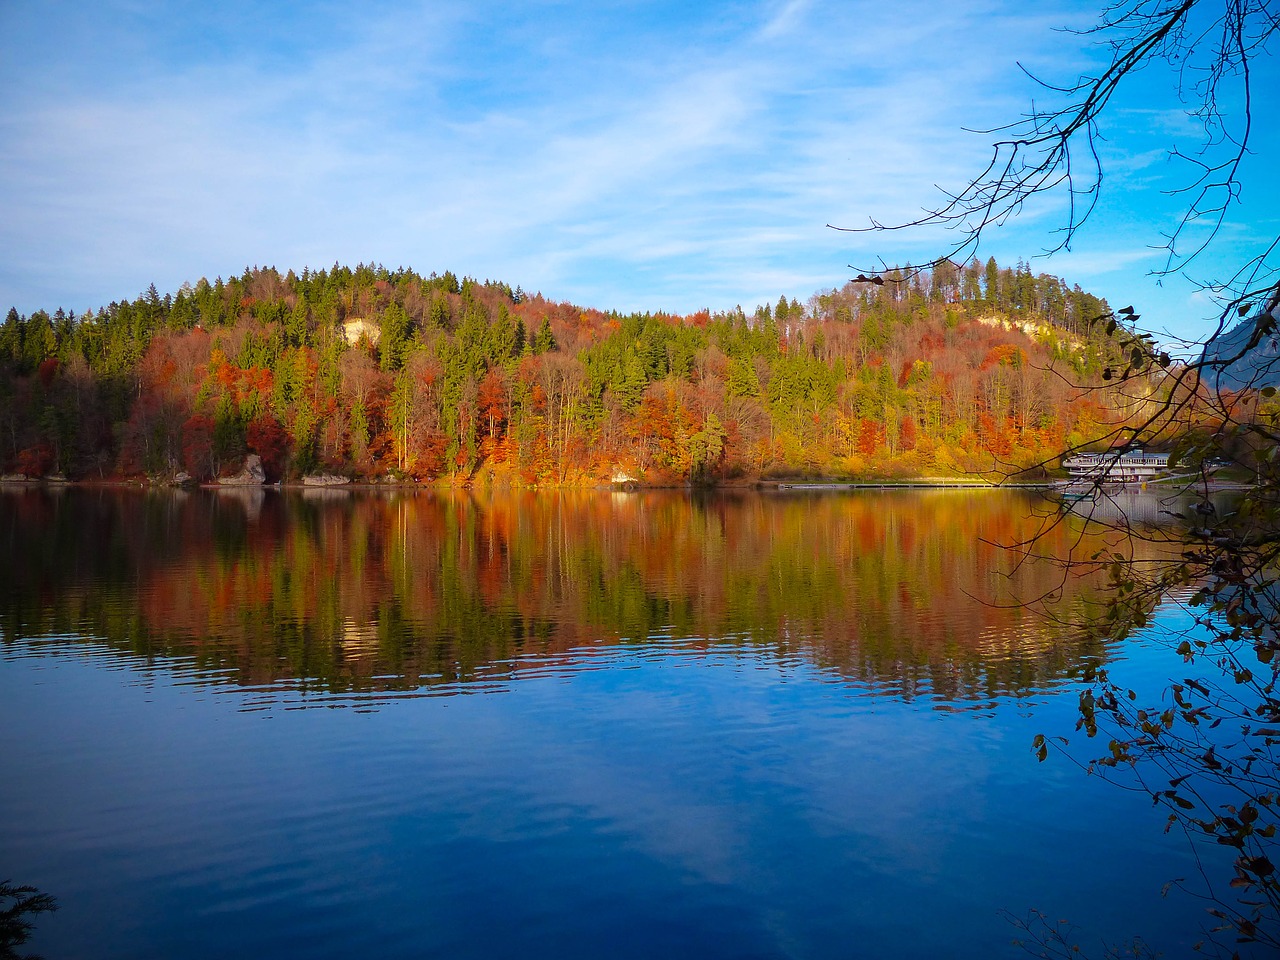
[0,486,1235,958]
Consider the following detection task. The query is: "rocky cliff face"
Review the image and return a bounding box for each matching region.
[217,454,266,486]
[1202,301,1280,392]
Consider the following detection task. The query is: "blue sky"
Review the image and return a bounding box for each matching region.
[2,0,1275,345]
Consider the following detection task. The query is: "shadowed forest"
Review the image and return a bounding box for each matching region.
[1,260,1159,484]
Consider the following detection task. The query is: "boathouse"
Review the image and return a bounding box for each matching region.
[1061,449,1169,483]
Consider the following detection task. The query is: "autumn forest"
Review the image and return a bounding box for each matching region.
[0,259,1148,484]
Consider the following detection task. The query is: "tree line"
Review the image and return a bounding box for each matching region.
[0,259,1151,484]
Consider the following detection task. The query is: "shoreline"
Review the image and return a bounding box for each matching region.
[0,472,1251,494]
[2,476,1239,492]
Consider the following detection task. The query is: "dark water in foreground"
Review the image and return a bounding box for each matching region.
[0,487,1227,958]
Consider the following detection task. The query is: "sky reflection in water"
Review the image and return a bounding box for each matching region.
[0,487,1227,959]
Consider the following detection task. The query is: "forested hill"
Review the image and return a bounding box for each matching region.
[0,260,1139,484]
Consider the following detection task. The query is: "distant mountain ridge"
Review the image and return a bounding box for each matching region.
[1201,300,1280,391]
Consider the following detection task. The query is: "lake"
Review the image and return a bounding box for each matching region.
[0,486,1235,958]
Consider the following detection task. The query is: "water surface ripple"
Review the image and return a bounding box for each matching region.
[0,487,1233,958]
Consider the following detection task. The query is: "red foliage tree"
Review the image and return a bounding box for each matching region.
[478,367,508,454]
[16,443,54,478]
[246,414,290,481]
[37,358,60,389]
[900,416,918,452]
[857,418,883,456]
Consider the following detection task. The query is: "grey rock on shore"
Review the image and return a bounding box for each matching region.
[302,473,351,486]
[217,454,266,486]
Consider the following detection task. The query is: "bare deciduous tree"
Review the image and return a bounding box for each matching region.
[833,2,1280,953]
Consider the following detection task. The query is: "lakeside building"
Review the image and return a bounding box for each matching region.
[1061,449,1170,484]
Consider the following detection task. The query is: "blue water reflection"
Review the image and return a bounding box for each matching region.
[0,488,1236,958]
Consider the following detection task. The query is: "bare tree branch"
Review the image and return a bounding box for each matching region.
[831,0,1278,295]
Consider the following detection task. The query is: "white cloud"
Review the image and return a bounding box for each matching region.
[0,0,1274,340]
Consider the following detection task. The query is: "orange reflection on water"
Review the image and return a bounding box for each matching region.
[0,487,1157,702]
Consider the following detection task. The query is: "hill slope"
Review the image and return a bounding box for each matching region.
[0,260,1152,483]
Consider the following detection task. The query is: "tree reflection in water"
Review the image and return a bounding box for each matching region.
[0,487,1178,706]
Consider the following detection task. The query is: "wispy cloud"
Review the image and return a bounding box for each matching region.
[1,0,1275,341]
[759,0,812,39]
